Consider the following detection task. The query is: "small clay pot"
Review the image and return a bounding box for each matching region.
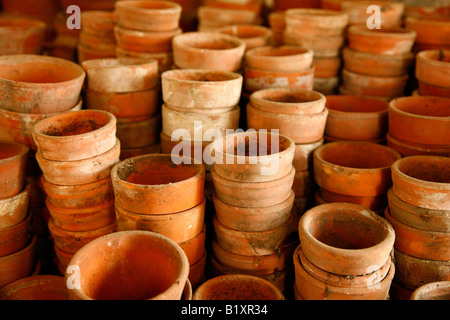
[386,132,450,158]
[391,155,450,210]
[416,50,450,91]
[245,45,313,72]
[216,24,272,51]
[298,203,395,275]
[197,6,258,31]
[325,95,389,141]
[115,0,182,32]
[0,141,29,199]
[319,187,388,212]
[66,230,190,300]
[115,46,173,72]
[111,154,205,215]
[116,113,161,149]
[405,14,450,46]
[81,10,117,37]
[314,141,401,197]
[411,281,450,300]
[418,80,450,98]
[283,31,345,58]
[313,56,341,78]
[0,15,46,55]
[172,32,246,72]
[0,275,69,300]
[0,54,85,114]
[284,8,349,36]
[192,274,285,300]
[0,213,32,258]
[293,139,324,172]
[82,57,159,93]
[0,183,30,229]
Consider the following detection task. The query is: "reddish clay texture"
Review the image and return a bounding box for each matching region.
[0,275,69,300]
[0,183,30,229]
[405,14,450,46]
[284,8,349,36]
[415,50,450,89]
[0,213,32,257]
[116,113,161,149]
[0,15,46,55]
[217,24,272,51]
[411,281,450,300]
[114,26,181,53]
[245,45,313,72]
[0,141,28,199]
[386,132,450,158]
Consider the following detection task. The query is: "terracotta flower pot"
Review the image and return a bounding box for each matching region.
[293,139,323,172]
[411,281,450,300]
[391,155,450,210]
[0,183,30,229]
[340,0,404,29]
[313,141,401,197]
[346,25,416,55]
[77,42,116,64]
[192,274,285,300]
[245,45,313,72]
[161,68,243,111]
[386,132,450,158]
[405,15,450,46]
[115,0,182,32]
[178,224,206,266]
[417,81,450,98]
[298,203,395,275]
[111,154,205,215]
[0,141,29,199]
[36,138,121,186]
[189,251,207,290]
[217,24,272,51]
[325,94,389,141]
[319,187,388,212]
[313,56,341,78]
[416,50,450,89]
[293,169,316,197]
[66,230,189,300]
[172,32,246,72]
[197,6,258,31]
[283,32,345,58]
[115,46,173,72]
[0,275,69,300]
[0,54,85,114]
[388,96,450,147]
[116,113,161,149]
[247,103,328,144]
[81,10,117,38]
[0,15,46,55]
[0,213,32,258]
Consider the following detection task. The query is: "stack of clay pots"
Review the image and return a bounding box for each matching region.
[283,8,349,95]
[216,24,273,52]
[387,155,450,300]
[268,11,285,47]
[415,50,450,98]
[111,154,206,290]
[0,141,37,289]
[0,15,46,55]
[209,131,299,295]
[247,88,327,217]
[313,141,401,215]
[82,57,162,160]
[77,10,117,63]
[32,109,120,273]
[405,11,450,52]
[114,0,182,73]
[341,25,416,101]
[324,95,389,144]
[387,96,450,157]
[295,202,396,300]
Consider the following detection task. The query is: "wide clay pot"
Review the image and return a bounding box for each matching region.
[313,141,401,197]
[0,54,85,114]
[161,68,243,111]
[313,56,341,78]
[245,45,313,72]
[115,0,182,32]
[0,275,69,300]
[216,24,272,51]
[283,32,344,58]
[0,141,29,199]
[405,14,450,46]
[386,132,450,158]
[192,274,285,300]
[416,50,450,92]
[65,230,189,300]
[116,113,161,149]
[111,154,205,215]
[0,213,32,258]
[410,281,450,300]
[249,87,325,115]
[298,203,395,275]
[172,32,246,72]
[0,15,46,55]
[0,183,30,229]
[32,110,117,162]
[293,139,324,172]
[391,155,450,210]
[325,95,388,141]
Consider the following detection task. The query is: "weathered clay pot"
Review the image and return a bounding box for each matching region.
[293,139,324,172]
[0,54,85,114]
[410,281,450,300]
[32,110,117,162]
[0,141,29,199]
[325,94,388,141]
[416,50,450,91]
[36,138,121,186]
[115,46,173,72]
[179,224,206,266]
[0,275,69,300]
[66,230,189,300]
[0,213,32,257]
[82,57,159,93]
[111,154,205,215]
[0,183,30,229]
[391,155,450,210]
[245,45,313,72]
[313,57,341,78]
[283,31,345,58]
[418,81,450,98]
[77,42,116,63]
[197,6,258,31]
[298,203,395,275]
[319,187,388,212]
[341,0,404,29]
[116,113,161,149]
[217,24,272,51]
[172,32,246,72]
[189,251,207,290]
[115,0,182,32]
[115,25,181,53]
[81,10,117,38]
[192,274,285,300]
[0,15,46,55]
[386,132,450,158]
[249,87,325,115]
[284,8,349,36]
[405,14,450,47]
[314,141,401,197]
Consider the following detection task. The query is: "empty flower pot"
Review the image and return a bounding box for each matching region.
[197,6,258,31]
[416,50,450,89]
[65,230,189,300]
[0,15,46,55]
[0,182,30,229]
[411,281,450,300]
[0,275,69,300]
[0,141,28,199]
[245,45,313,72]
[284,8,349,36]
[217,24,272,51]
[405,14,450,47]
[0,213,32,257]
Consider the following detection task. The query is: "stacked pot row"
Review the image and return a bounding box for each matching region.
[114,0,182,73]
[111,154,207,290]
[283,8,349,95]
[77,10,117,63]
[32,109,120,273]
[82,57,162,160]
[415,50,450,99]
[340,25,416,101]
[387,155,450,300]
[197,4,260,32]
[209,131,298,295]
[405,12,450,52]
[295,202,396,300]
[313,141,402,216]
[387,96,450,157]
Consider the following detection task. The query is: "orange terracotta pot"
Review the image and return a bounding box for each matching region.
[172,32,246,72]
[189,251,207,290]
[245,45,313,72]
[115,46,173,72]
[81,10,117,38]
[111,154,205,215]
[178,224,206,266]
[417,80,450,98]
[0,141,28,199]
[341,0,404,29]
[386,132,450,158]
[0,15,46,55]
[338,85,393,102]
[77,42,116,64]
[319,187,388,211]
[313,76,340,95]
[197,6,258,30]
[217,24,272,51]
[416,50,450,89]
[313,57,341,78]
[66,230,189,300]
[391,155,450,210]
[314,141,401,197]
[293,139,324,172]
[115,0,182,32]
[411,281,450,300]
[204,0,263,16]
[268,11,285,33]
[283,31,345,58]
[0,183,30,229]
[0,54,85,114]
[0,213,32,258]
[60,0,116,11]
[116,113,161,149]
[405,14,450,45]
[78,31,116,52]
[0,275,68,300]
[36,138,121,186]
[325,94,389,141]
[115,198,205,243]
[247,103,328,144]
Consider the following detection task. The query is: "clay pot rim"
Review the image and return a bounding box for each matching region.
[216,24,272,39]
[0,209,31,233]
[249,87,325,109]
[0,15,47,31]
[41,175,112,194]
[343,46,415,61]
[114,25,183,37]
[0,274,67,300]
[417,49,450,69]
[389,96,450,121]
[46,197,115,215]
[406,14,450,26]
[172,31,246,53]
[81,56,159,71]
[342,68,410,83]
[347,24,417,39]
[245,45,313,61]
[0,233,36,262]
[161,68,242,84]
[410,281,450,300]
[0,183,30,218]
[386,132,450,153]
[81,9,118,20]
[325,94,389,118]
[285,8,349,21]
[115,0,182,14]
[244,63,315,75]
[48,217,116,236]
[247,103,328,120]
[0,140,29,165]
